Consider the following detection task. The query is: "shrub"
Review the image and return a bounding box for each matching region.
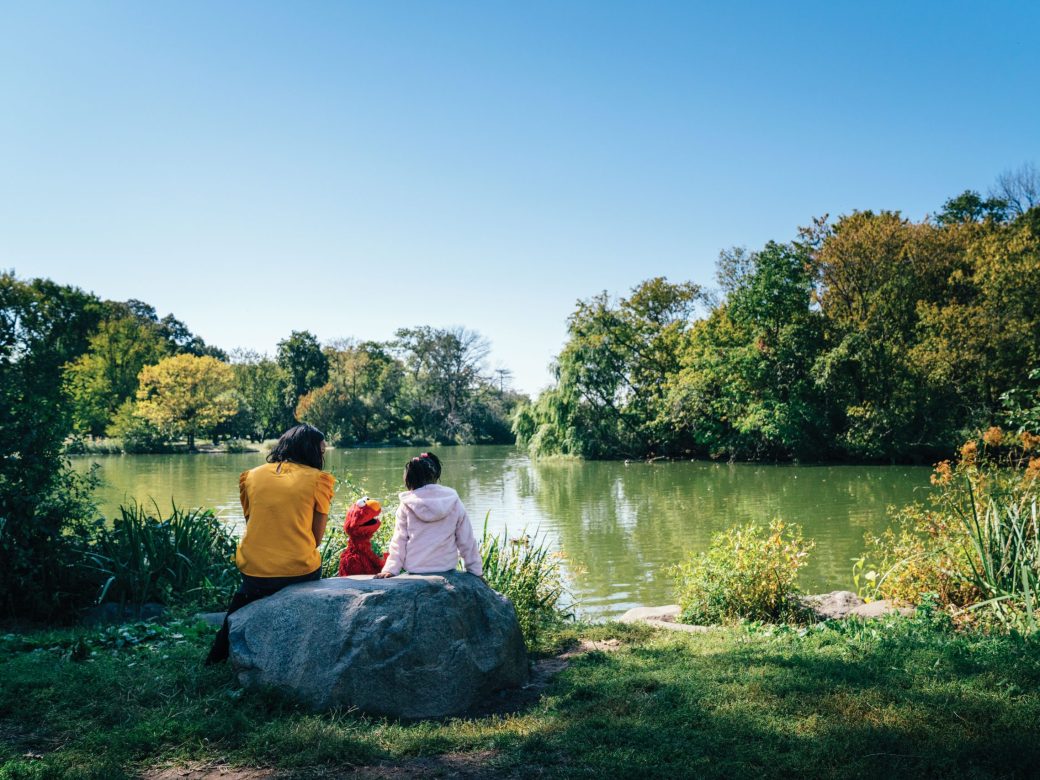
[106,399,172,453]
[672,519,814,625]
[80,501,238,609]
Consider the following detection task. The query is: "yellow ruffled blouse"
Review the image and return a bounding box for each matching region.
[235,462,335,577]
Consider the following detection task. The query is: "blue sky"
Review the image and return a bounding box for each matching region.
[2,1,1037,394]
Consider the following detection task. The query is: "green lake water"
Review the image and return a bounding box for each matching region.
[73,445,932,618]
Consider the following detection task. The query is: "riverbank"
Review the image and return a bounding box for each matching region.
[2,614,1038,778]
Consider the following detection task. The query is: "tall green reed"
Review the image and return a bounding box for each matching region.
[956,485,1039,632]
[81,500,238,609]
[478,513,572,646]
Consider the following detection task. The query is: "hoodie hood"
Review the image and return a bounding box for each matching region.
[399,484,461,523]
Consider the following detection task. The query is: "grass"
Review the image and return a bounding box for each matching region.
[2,615,1040,778]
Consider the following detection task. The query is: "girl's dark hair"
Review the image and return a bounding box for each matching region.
[267,424,326,470]
[404,452,442,491]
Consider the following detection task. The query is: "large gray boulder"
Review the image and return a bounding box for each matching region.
[228,572,528,718]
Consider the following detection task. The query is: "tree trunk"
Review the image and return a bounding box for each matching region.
[187,431,196,451]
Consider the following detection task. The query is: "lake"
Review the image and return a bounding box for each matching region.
[73,445,932,618]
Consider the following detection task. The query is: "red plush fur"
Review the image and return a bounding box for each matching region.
[337,498,388,576]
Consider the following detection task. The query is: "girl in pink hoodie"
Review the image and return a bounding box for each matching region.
[374,452,484,578]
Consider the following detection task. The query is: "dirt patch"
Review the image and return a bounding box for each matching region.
[351,750,503,778]
[145,767,283,779]
[143,752,504,780]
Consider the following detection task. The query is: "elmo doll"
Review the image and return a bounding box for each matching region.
[337,497,388,576]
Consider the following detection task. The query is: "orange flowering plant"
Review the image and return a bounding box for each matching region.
[856,426,1040,632]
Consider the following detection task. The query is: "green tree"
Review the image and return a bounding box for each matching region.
[323,340,405,443]
[227,350,292,441]
[277,330,329,413]
[667,242,826,459]
[514,278,700,458]
[394,326,496,443]
[0,273,102,617]
[135,354,238,450]
[914,208,1040,428]
[936,190,1008,226]
[64,315,169,436]
[809,211,971,460]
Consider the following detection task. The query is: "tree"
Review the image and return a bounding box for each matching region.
[914,209,1040,427]
[135,354,238,450]
[0,273,102,617]
[320,340,405,443]
[228,350,292,441]
[808,210,973,460]
[394,326,495,443]
[156,313,227,359]
[514,278,700,458]
[64,315,169,436]
[277,331,329,412]
[992,162,1040,217]
[936,190,1009,226]
[667,242,827,460]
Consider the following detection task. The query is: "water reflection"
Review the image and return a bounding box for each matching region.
[74,446,930,618]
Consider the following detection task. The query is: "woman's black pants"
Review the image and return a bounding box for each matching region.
[205,567,321,665]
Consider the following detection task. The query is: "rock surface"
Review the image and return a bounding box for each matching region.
[847,599,915,618]
[800,591,865,620]
[622,593,916,631]
[619,604,682,624]
[801,591,914,620]
[228,572,528,718]
[618,604,713,633]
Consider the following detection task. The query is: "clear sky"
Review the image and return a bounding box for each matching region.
[2,1,1037,394]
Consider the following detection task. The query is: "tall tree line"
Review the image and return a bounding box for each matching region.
[0,279,521,450]
[515,167,1040,462]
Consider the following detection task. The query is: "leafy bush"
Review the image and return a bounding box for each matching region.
[81,501,238,609]
[0,274,106,619]
[106,399,172,453]
[64,436,125,455]
[478,517,571,647]
[672,519,814,624]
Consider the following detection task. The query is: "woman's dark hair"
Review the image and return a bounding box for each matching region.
[404,452,442,491]
[267,424,326,470]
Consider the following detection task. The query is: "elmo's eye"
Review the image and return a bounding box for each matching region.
[356,497,368,507]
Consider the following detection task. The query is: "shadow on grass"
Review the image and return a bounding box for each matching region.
[499,630,1040,778]
[3,620,1040,779]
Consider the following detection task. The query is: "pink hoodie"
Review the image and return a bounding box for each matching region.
[381,484,483,576]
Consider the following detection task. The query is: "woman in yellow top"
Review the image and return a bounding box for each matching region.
[205,423,335,664]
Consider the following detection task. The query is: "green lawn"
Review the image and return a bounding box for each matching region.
[2,615,1039,778]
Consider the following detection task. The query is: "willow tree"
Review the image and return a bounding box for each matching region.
[136,354,238,450]
[514,277,701,459]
